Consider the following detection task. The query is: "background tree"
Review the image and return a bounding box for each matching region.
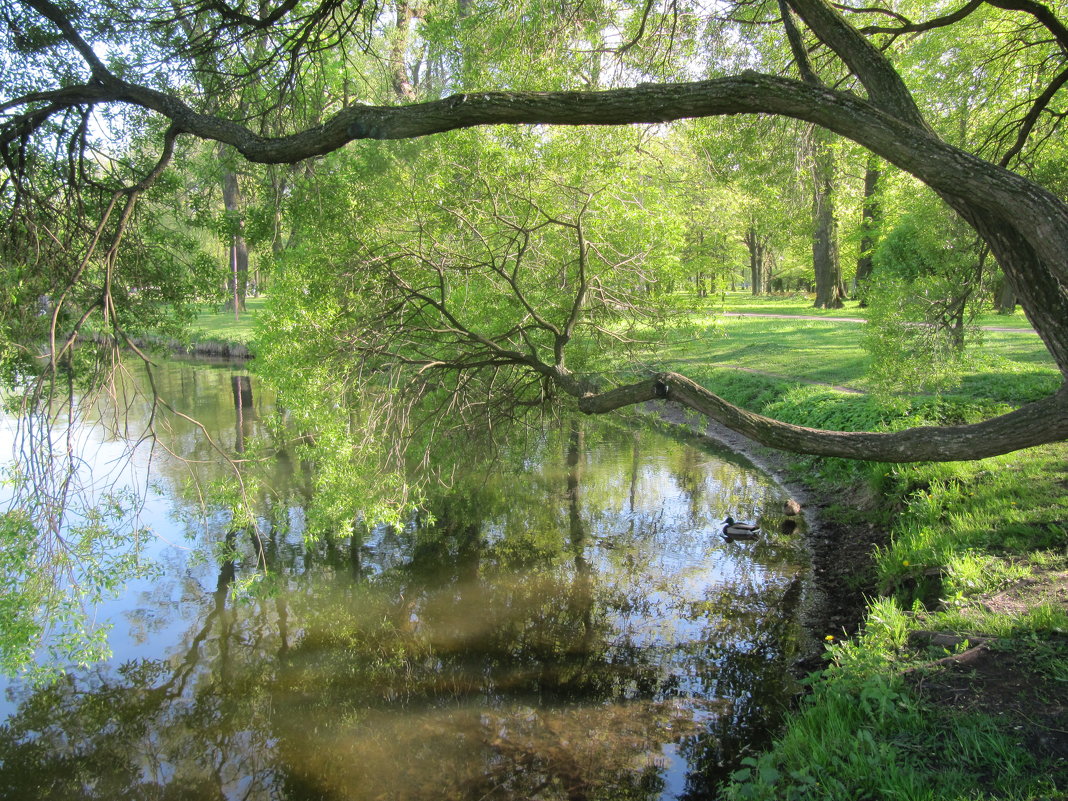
[2,0,1068,473]
[865,189,993,395]
[853,154,881,301]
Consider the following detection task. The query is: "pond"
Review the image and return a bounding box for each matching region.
[0,359,813,801]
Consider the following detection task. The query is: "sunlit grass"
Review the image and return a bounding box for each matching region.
[708,291,868,318]
[703,291,1035,330]
[187,295,266,345]
[652,307,1056,405]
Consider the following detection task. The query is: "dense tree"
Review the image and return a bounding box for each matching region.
[2,0,1068,465]
[865,190,992,394]
[808,125,845,308]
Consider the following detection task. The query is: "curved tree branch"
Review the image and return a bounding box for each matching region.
[576,373,1068,462]
[786,0,929,126]
[986,0,1068,51]
[7,68,1068,376]
[10,0,1068,461]
[856,0,983,36]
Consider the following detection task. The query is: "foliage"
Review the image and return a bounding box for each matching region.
[726,619,1054,800]
[0,490,158,681]
[252,125,703,529]
[864,192,993,395]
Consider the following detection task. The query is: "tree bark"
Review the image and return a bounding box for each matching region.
[996,274,1017,314]
[220,157,248,313]
[855,155,880,303]
[744,226,770,295]
[575,372,1068,462]
[810,128,844,308]
[390,0,418,102]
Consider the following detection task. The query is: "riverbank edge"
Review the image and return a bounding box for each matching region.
[635,397,1067,799]
[637,399,884,646]
[130,336,254,360]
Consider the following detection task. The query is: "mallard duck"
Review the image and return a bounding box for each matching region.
[722,515,761,540]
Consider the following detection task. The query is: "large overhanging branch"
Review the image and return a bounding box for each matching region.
[11,73,1065,234]
[786,0,930,128]
[576,373,1068,462]
[11,0,1068,259]
[93,71,1068,371]
[13,0,1068,283]
[11,0,1068,458]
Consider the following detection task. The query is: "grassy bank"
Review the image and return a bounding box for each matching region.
[657,305,1067,799]
[187,296,266,346]
[704,291,1036,330]
[657,305,1057,403]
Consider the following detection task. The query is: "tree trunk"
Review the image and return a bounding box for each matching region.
[996,274,1017,314]
[390,0,418,102]
[575,372,1068,462]
[855,156,880,305]
[810,128,844,309]
[220,158,248,314]
[744,226,767,295]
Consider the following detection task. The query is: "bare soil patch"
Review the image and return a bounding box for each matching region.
[907,568,1068,781]
[907,636,1068,769]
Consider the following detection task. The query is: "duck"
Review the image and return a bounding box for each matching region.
[722,515,761,540]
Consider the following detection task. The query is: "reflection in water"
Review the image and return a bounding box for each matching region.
[0,360,810,800]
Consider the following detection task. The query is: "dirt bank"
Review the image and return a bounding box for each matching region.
[639,400,887,667]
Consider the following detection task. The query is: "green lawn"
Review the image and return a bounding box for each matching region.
[703,291,1035,329]
[704,291,868,318]
[661,314,871,387]
[188,295,266,345]
[655,307,1055,403]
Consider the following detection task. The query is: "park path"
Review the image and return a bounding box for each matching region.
[719,311,1034,333]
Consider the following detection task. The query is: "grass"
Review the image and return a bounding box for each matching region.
[663,304,1068,799]
[704,291,1036,329]
[711,291,868,318]
[717,428,1068,799]
[655,307,1057,403]
[660,314,872,387]
[187,295,266,345]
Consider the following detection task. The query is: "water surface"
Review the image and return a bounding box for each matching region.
[0,359,811,800]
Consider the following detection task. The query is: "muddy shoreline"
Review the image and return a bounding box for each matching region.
[639,400,887,667]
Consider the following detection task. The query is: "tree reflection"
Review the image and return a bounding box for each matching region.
[0,369,811,801]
